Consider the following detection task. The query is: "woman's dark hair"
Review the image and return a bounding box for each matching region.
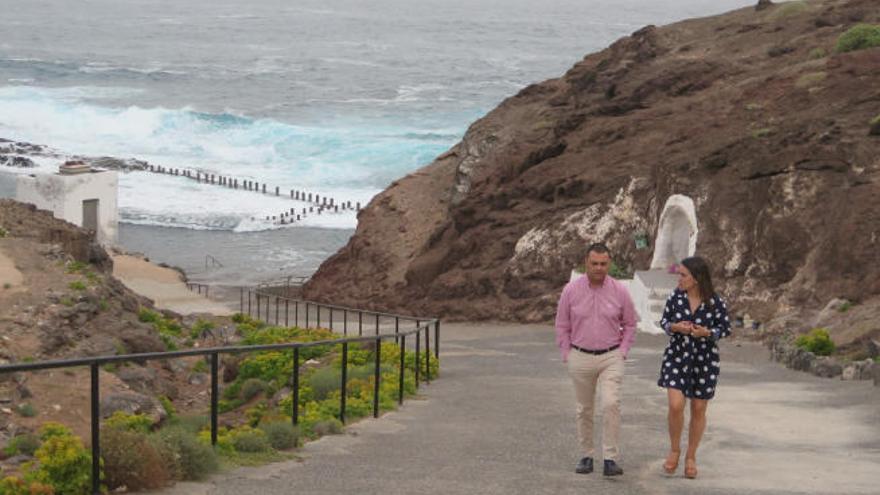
[681,256,716,306]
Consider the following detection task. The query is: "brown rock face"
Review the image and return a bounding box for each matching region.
[305,0,880,322]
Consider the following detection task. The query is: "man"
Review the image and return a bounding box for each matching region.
[555,242,637,476]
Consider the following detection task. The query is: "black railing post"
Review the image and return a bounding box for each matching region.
[340,342,348,424]
[375,314,380,335]
[305,302,310,328]
[295,301,299,327]
[425,326,431,383]
[329,308,333,330]
[248,291,252,316]
[265,295,270,322]
[275,297,279,325]
[434,320,440,359]
[285,299,289,327]
[256,294,261,321]
[211,352,219,446]
[373,337,381,418]
[395,317,399,344]
[415,328,421,388]
[358,311,363,336]
[90,362,101,495]
[398,336,406,405]
[343,309,348,336]
[317,305,321,328]
[292,347,300,426]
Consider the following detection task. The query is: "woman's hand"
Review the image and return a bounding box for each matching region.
[691,325,711,338]
[671,322,693,334]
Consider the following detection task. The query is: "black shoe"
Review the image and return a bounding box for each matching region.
[575,457,593,474]
[603,459,624,476]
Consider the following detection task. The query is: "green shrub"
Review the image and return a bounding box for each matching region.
[240,378,267,401]
[29,423,93,495]
[312,419,343,436]
[770,1,809,20]
[190,319,215,339]
[138,308,161,323]
[192,359,208,373]
[3,283,11,290]
[808,47,827,59]
[104,411,153,433]
[159,396,176,420]
[837,301,853,312]
[4,433,40,457]
[259,422,300,450]
[795,328,836,356]
[16,403,37,417]
[65,261,87,273]
[156,426,218,480]
[0,477,54,495]
[0,226,7,238]
[168,414,209,434]
[307,367,342,401]
[68,281,87,291]
[230,428,271,453]
[795,71,826,89]
[836,24,880,53]
[101,427,169,491]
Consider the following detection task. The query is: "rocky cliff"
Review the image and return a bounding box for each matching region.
[304,0,880,323]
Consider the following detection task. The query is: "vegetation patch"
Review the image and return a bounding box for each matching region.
[870,115,880,136]
[836,24,880,53]
[15,403,37,417]
[795,71,826,89]
[795,328,836,356]
[770,1,809,20]
[3,434,40,457]
[808,47,826,59]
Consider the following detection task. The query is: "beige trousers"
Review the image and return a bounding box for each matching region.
[567,348,624,460]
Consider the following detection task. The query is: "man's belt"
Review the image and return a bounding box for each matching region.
[571,344,620,355]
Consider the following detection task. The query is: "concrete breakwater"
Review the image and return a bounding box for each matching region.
[146,164,362,226]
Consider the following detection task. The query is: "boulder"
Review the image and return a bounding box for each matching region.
[100,391,165,424]
[755,0,773,11]
[810,357,842,378]
[115,366,179,399]
[118,326,166,354]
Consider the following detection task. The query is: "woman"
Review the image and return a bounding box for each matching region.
[657,256,730,479]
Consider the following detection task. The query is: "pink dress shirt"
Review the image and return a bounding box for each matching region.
[555,275,638,362]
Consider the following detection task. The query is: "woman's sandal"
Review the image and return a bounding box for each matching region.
[684,458,698,479]
[662,450,680,474]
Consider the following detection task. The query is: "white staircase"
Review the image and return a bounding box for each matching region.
[630,269,678,334]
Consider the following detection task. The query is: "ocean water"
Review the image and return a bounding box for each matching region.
[0,0,753,281]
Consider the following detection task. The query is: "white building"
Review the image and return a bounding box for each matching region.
[16,163,119,246]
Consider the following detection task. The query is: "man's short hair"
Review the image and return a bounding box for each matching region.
[586,242,610,257]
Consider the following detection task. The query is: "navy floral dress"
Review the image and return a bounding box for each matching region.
[657,288,731,400]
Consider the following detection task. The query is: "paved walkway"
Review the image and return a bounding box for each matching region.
[158,323,880,495]
[112,254,233,316]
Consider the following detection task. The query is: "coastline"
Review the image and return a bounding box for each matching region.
[117,223,353,291]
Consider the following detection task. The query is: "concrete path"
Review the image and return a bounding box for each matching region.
[157,323,880,495]
[112,254,234,316]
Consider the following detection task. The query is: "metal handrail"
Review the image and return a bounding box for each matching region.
[0,289,440,495]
